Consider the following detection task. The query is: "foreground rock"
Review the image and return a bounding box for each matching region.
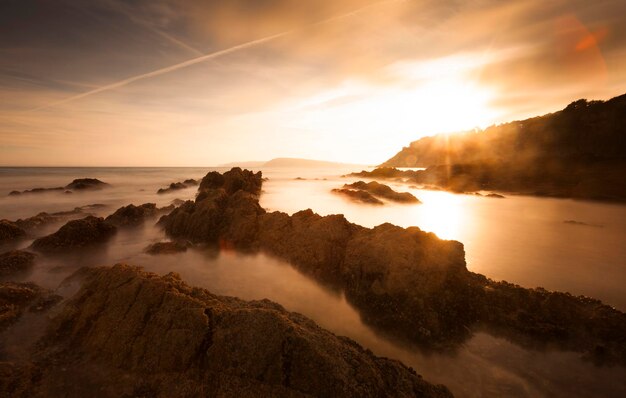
[0,251,36,277]
[8,178,109,196]
[343,181,420,203]
[332,188,383,205]
[0,220,26,245]
[30,216,117,254]
[1,264,451,397]
[0,281,61,332]
[157,179,198,194]
[159,168,626,365]
[144,241,190,255]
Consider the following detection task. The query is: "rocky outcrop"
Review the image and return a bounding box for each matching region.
[331,188,383,205]
[159,168,626,364]
[0,281,61,332]
[8,179,108,196]
[64,178,108,190]
[157,179,199,194]
[144,241,190,255]
[2,264,451,397]
[0,250,36,277]
[0,220,26,245]
[30,216,117,254]
[343,181,420,203]
[381,94,626,201]
[104,203,161,227]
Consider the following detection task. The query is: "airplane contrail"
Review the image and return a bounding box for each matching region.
[30,0,402,112]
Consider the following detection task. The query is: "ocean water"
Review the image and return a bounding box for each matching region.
[0,166,625,397]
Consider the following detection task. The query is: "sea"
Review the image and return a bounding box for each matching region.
[1,166,625,397]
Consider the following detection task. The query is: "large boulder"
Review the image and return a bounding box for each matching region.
[9,264,451,398]
[64,178,108,190]
[30,216,116,253]
[343,181,421,203]
[104,203,158,227]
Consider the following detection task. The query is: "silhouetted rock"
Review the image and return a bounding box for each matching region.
[64,178,108,190]
[104,203,159,227]
[157,179,199,194]
[0,281,61,332]
[160,168,626,364]
[343,181,421,203]
[8,179,109,196]
[144,241,190,255]
[30,216,117,254]
[6,264,450,397]
[331,188,384,205]
[382,94,626,202]
[0,250,36,277]
[0,220,26,244]
[8,187,64,196]
[486,193,505,198]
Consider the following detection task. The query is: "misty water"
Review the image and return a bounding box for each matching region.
[1,167,625,397]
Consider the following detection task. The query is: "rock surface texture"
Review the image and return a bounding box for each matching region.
[30,216,117,254]
[0,264,451,398]
[159,168,626,364]
[0,250,36,277]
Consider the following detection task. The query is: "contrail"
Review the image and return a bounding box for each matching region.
[30,0,402,112]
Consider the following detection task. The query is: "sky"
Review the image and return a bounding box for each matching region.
[1,0,625,166]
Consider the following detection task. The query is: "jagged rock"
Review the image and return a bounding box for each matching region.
[160,168,626,364]
[8,264,450,397]
[0,250,36,277]
[343,181,421,203]
[104,203,159,227]
[144,241,190,255]
[0,281,61,332]
[30,216,117,254]
[171,198,186,206]
[65,178,108,190]
[0,220,26,244]
[331,188,384,205]
[183,179,199,186]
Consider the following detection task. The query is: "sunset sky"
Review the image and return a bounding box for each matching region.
[1,0,625,166]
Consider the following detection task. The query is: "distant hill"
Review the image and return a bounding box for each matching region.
[380,93,626,201]
[220,158,365,169]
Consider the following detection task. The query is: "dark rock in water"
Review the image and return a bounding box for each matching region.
[0,281,61,332]
[30,216,117,254]
[157,179,199,194]
[64,178,108,190]
[7,187,65,196]
[144,241,191,255]
[486,193,505,198]
[104,203,158,227]
[0,250,36,277]
[157,182,187,194]
[331,188,384,205]
[160,168,626,365]
[0,220,26,244]
[343,181,421,203]
[8,180,108,196]
[6,264,450,397]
